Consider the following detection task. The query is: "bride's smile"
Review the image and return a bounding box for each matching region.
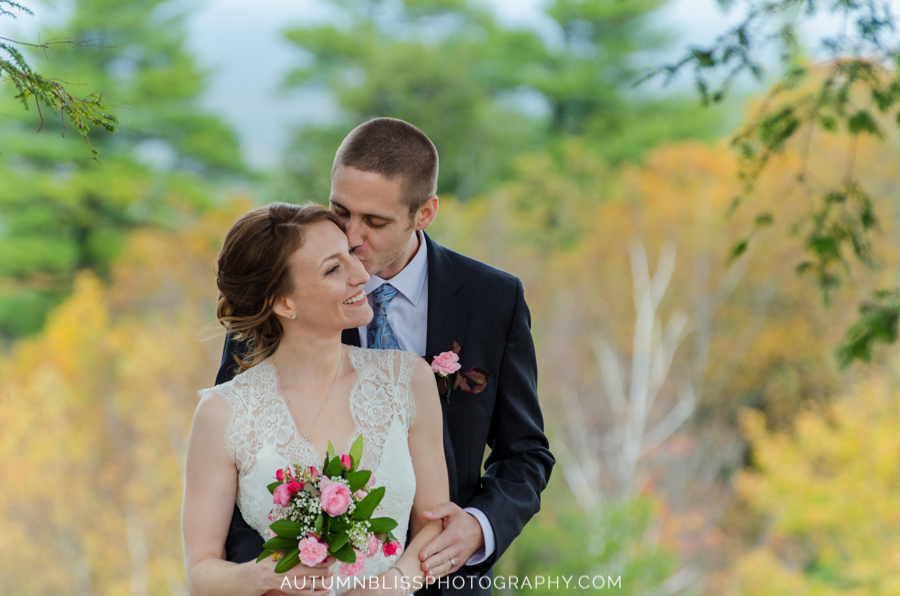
[342,290,367,305]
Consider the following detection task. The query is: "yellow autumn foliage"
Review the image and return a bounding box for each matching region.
[0,204,244,594]
[732,371,900,595]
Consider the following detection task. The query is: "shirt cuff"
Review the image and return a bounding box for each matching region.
[463,507,495,566]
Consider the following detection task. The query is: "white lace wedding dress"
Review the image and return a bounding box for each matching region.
[198,347,418,594]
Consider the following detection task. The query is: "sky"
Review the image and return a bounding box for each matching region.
[6,0,899,169]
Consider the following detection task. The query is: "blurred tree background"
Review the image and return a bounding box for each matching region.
[2,0,900,594]
[0,0,244,339]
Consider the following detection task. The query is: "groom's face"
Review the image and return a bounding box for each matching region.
[329,165,419,279]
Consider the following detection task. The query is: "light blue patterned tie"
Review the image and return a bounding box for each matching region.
[367,284,401,350]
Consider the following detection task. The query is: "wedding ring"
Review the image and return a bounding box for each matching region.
[450,557,456,568]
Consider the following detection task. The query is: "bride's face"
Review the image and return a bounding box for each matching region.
[276,220,373,332]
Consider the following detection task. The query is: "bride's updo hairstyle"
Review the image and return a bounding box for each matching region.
[215,202,343,370]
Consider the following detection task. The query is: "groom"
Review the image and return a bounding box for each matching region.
[216,118,554,595]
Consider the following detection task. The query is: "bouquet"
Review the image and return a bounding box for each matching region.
[257,435,403,577]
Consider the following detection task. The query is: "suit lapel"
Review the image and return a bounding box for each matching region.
[424,233,469,358]
[424,233,468,505]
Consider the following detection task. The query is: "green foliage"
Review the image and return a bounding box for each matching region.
[367,517,397,533]
[346,469,372,492]
[274,548,301,573]
[352,486,385,520]
[277,0,722,202]
[348,434,363,471]
[0,0,245,339]
[0,1,118,158]
[644,0,900,366]
[836,290,900,368]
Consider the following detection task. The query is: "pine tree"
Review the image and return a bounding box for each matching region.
[0,0,245,338]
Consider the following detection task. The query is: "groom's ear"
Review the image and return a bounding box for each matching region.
[414,195,439,231]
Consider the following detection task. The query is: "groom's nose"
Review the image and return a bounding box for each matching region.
[346,218,365,250]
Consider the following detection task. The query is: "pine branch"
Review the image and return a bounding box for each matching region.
[0,1,118,159]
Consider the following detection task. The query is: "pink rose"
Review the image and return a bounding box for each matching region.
[354,489,368,500]
[272,483,292,505]
[298,537,329,566]
[341,454,352,471]
[367,474,376,488]
[276,468,285,482]
[432,351,461,377]
[287,480,303,494]
[319,476,351,516]
[269,529,277,538]
[339,550,366,577]
[366,535,382,558]
[382,540,402,557]
[309,466,320,478]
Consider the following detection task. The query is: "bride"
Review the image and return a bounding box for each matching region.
[182,203,448,596]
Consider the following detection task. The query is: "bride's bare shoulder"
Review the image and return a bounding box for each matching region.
[192,388,233,430]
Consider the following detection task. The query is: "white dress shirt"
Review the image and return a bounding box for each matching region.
[358,230,495,566]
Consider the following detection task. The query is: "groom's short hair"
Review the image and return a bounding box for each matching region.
[332,118,439,219]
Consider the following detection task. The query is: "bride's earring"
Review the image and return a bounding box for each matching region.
[291,313,296,320]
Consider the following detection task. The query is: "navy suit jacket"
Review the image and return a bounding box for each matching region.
[214,233,555,595]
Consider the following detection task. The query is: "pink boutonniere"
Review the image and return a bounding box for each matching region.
[427,341,490,403]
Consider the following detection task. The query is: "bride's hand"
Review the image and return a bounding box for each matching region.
[252,554,337,596]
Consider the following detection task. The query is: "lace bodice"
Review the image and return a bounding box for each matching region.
[199,347,418,593]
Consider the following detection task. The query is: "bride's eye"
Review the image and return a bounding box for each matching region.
[326,264,340,275]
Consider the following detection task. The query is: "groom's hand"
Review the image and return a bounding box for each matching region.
[420,503,485,579]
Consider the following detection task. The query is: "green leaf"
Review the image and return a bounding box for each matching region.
[347,470,372,492]
[329,519,350,532]
[860,197,878,229]
[754,213,773,227]
[327,440,336,458]
[726,238,749,265]
[324,455,343,478]
[333,543,356,563]
[263,536,298,552]
[256,549,273,563]
[326,533,349,553]
[314,514,324,534]
[368,517,398,533]
[808,234,840,260]
[352,486,385,520]
[348,435,363,472]
[848,110,882,137]
[836,294,900,368]
[267,481,281,495]
[271,520,305,538]
[691,49,715,67]
[274,548,301,573]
